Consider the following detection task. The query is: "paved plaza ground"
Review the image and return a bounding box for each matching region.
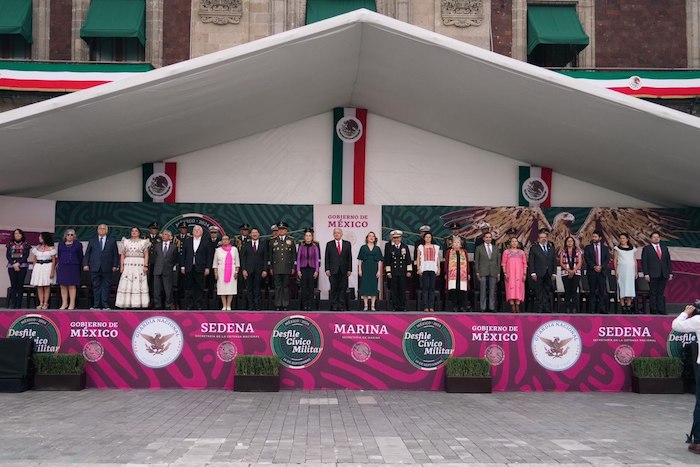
[0,389,698,466]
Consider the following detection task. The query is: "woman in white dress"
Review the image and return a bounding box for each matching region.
[212,235,239,310]
[30,232,56,309]
[115,227,150,309]
[614,232,637,313]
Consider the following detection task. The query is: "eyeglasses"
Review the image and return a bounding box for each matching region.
[66,233,74,236]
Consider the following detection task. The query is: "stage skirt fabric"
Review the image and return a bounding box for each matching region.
[115,239,149,309]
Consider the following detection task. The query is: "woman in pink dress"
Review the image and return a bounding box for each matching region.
[501,237,527,313]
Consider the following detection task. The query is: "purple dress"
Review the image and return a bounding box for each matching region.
[56,242,84,286]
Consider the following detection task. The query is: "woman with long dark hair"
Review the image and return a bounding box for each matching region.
[6,228,30,309]
[559,236,583,313]
[30,232,56,309]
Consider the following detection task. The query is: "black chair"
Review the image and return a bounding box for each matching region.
[77,269,93,309]
[607,273,619,314]
[579,273,591,313]
[635,276,650,314]
[5,270,35,309]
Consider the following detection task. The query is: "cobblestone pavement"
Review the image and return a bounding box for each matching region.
[0,389,697,466]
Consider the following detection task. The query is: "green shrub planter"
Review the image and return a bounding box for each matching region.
[234,355,280,392]
[444,357,492,393]
[33,353,86,391]
[631,357,684,394]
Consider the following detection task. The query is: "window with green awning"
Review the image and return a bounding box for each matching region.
[306,0,376,25]
[527,5,589,67]
[80,0,146,45]
[0,0,33,43]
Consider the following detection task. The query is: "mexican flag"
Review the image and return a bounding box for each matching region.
[519,166,552,207]
[332,107,367,204]
[142,162,177,203]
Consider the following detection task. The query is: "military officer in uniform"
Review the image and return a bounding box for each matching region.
[498,227,524,256]
[235,223,251,309]
[384,230,412,311]
[145,221,162,308]
[174,222,191,309]
[444,222,469,252]
[269,221,296,311]
[474,222,492,248]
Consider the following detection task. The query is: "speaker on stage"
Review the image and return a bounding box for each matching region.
[0,337,34,392]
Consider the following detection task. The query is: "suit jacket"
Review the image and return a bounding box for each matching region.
[641,243,672,278]
[152,240,179,276]
[583,243,610,271]
[474,243,500,277]
[180,237,213,273]
[528,242,557,277]
[83,236,119,273]
[240,239,268,274]
[325,239,352,274]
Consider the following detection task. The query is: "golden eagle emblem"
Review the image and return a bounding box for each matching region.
[142,332,175,354]
[539,336,573,358]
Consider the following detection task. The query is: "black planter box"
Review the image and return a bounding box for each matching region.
[631,375,684,394]
[34,373,86,391]
[445,376,492,393]
[234,375,280,392]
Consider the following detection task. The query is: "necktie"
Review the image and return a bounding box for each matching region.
[655,244,662,259]
[253,241,257,252]
[100,237,104,251]
[486,244,491,258]
[163,242,168,254]
[595,244,600,266]
[337,241,341,254]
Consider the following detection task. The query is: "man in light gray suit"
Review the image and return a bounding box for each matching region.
[474,231,500,312]
[152,230,178,310]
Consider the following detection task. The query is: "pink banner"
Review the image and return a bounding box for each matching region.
[0,311,678,391]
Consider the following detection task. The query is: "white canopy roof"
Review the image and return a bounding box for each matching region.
[1,9,699,205]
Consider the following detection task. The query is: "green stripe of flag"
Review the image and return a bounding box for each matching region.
[518,166,529,206]
[331,107,344,204]
[0,60,153,73]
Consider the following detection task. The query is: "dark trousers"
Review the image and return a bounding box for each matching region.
[91,271,112,309]
[177,272,186,307]
[692,362,700,443]
[153,273,174,309]
[246,270,264,310]
[561,275,580,312]
[587,270,608,313]
[450,289,466,311]
[184,270,206,310]
[329,271,348,310]
[390,274,407,311]
[274,274,290,308]
[533,274,553,313]
[205,272,216,309]
[7,267,27,308]
[420,271,436,309]
[649,277,668,314]
[300,267,316,310]
[147,270,155,308]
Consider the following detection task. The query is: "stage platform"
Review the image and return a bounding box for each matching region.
[0,309,681,391]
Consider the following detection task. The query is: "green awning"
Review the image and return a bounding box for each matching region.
[0,0,33,43]
[306,0,376,25]
[80,0,146,45]
[527,5,589,55]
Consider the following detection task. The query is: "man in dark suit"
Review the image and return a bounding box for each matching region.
[240,227,268,311]
[528,229,557,313]
[145,221,161,308]
[82,223,119,310]
[474,231,500,312]
[179,225,213,310]
[642,231,673,315]
[325,228,352,311]
[152,229,178,310]
[583,230,610,313]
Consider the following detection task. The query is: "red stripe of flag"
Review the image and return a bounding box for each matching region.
[608,86,700,97]
[541,167,552,207]
[0,78,110,92]
[164,162,177,203]
[353,108,368,205]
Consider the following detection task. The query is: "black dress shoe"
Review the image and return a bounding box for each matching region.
[688,443,700,454]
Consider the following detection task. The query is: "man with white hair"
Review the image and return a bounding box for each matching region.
[180,225,213,310]
[152,230,178,310]
[325,228,352,311]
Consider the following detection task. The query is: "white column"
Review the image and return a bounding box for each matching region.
[33,0,50,60]
[72,0,90,61]
[146,0,164,67]
[688,0,700,67]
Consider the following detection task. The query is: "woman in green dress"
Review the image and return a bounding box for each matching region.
[357,231,383,311]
